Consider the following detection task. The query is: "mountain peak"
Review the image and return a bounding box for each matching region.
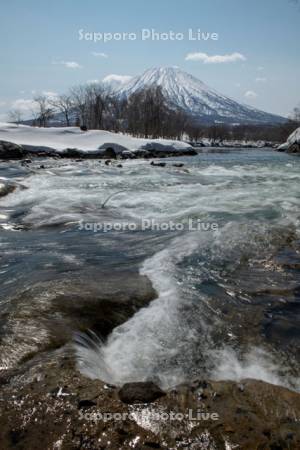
[132,66,207,88]
[114,67,285,125]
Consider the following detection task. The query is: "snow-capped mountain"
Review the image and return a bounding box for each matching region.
[114,67,285,125]
[102,74,133,90]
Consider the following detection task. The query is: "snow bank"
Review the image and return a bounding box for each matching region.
[200,138,276,148]
[286,127,300,145]
[278,127,300,151]
[0,123,193,155]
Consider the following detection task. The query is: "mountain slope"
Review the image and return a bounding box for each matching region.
[114,67,286,125]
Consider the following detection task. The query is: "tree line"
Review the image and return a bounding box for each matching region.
[8,84,300,144]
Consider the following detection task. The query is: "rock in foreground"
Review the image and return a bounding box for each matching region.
[0,140,25,159]
[0,351,300,449]
[118,382,166,404]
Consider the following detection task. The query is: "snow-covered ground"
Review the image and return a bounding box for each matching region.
[278,127,300,151]
[199,138,276,148]
[278,126,300,150]
[0,123,192,154]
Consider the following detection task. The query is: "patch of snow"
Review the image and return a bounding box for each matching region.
[287,127,300,145]
[278,126,300,150]
[0,123,192,154]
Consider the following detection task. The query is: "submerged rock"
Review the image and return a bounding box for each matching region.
[150,161,166,167]
[0,182,16,198]
[21,158,32,164]
[0,272,157,370]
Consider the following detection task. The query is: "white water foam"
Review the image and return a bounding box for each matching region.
[75,222,300,391]
[211,347,300,391]
[75,231,211,388]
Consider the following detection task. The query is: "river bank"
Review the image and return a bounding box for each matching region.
[1,349,300,450]
[0,148,299,448]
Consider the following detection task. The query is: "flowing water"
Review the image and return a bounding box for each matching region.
[0,149,299,390]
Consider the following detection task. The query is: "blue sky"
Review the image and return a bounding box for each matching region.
[0,0,299,119]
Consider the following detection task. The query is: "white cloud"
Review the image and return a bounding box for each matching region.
[52,60,82,69]
[9,92,57,118]
[63,61,82,69]
[91,52,108,58]
[10,99,38,116]
[42,91,58,99]
[102,74,132,85]
[185,52,246,64]
[87,79,101,84]
[255,77,267,83]
[244,90,258,99]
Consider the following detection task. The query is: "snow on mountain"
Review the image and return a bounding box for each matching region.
[102,74,133,90]
[115,67,286,125]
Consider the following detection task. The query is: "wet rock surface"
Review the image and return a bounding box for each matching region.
[0,141,25,159]
[287,142,300,154]
[0,351,300,449]
[0,149,300,449]
[0,272,156,370]
[0,182,16,198]
[118,382,166,404]
[0,140,197,160]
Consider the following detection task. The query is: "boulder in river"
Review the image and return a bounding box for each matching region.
[103,147,117,159]
[0,182,16,198]
[287,142,300,154]
[277,127,300,154]
[118,381,166,404]
[61,148,83,158]
[0,140,25,159]
[98,143,129,159]
[150,161,166,167]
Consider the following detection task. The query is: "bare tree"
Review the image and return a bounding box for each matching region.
[49,94,73,126]
[126,86,173,138]
[290,105,300,123]
[33,95,54,127]
[69,84,114,130]
[85,84,111,129]
[8,109,23,125]
[69,85,89,128]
